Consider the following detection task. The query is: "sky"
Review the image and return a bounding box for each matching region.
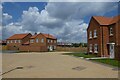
[0,1,119,43]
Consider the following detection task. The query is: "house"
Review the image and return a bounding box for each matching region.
[87,15,120,60]
[6,33,57,52]
[6,33,32,50]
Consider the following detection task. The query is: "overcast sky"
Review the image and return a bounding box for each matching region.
[0,1,119,42]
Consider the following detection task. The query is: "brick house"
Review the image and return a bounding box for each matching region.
[87,15,120,60]
[7,33,32,50]
[6,33,57,52]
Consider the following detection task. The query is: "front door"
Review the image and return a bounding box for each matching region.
[109,44,115,59]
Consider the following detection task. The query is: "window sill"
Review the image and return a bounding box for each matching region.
[109,34,113,37]
[89,38,92,39]
[89,51,92,53]
[94,51,98,53]
[93,36,97,38]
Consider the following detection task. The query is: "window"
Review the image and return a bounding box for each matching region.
[18,40,21,43]
[54,40,56,43]
[14,40,17,43]
[48,39,50,43]
[94,44,98,53]
[30,39,34,43]
[89,31,92,39]
[7,40,9,44]
[11,40,13,43]
[51,40,53,43]
[41,38,44,43]
[94,30,97,38]
[110,27,113,36]
[36,38,39,43]
[89,44,92,52]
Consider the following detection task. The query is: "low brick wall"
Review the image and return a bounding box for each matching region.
[0,45,8,50]
[56,46,87,52]
[19,45,48,52]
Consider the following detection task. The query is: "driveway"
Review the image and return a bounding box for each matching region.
[2,52,119,78]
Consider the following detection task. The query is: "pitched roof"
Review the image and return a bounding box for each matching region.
[110,15,120,24]
[93,15,120,25]
[93,16,113,25]
[7,33,31,40]
[30,33,56,39]
[42,33,56,39]
[30,34,38,39]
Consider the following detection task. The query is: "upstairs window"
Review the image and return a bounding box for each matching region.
[30,39,34,43]
[36,38,39,43]
[94,44,98,53]
[48,39,50,43]
[51,40,53,43]
[18,40,21,43]
[89,44,92,52]
[94,30,97,38]
[41,38,44,43]
[110,27,113,36]
[89,31,92,39]
[14,40,17,43]
[11,40,13,43]
[7,40,9,44]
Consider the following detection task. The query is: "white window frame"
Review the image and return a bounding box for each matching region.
[41,38,44,43]
[89,44,92,52]
[30,39,34,43]
[94,30,97,38]
[7,40,9,44]
[89,31,92,39]
[110,27,113,36]
[51,40,53,43]
[36,38,39,43]
[48,39,50,43]
[14,40,17,43]
[11,40,13,43]
[18,40,21,43]
[94,44,98,53]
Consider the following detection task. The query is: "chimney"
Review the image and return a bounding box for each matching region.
[34,32,37,35]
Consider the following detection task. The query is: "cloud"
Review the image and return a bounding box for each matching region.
[45,2,118,20]
[2,13,12,25]
[2,2,118,42]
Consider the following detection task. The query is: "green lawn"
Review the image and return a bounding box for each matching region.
[63,52,120,67]
[62,52,96,58]
[91,59,120,67]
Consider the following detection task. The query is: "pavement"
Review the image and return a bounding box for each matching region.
[2,52,119,78]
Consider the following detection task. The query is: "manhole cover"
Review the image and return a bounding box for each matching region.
[72,66,86,71]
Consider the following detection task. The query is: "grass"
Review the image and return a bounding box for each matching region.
[91,59,120,67]
[62,52,96,58]
[63,52,120,67]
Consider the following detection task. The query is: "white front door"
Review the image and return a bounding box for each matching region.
[109,44,115,59]
[49,46,53,51]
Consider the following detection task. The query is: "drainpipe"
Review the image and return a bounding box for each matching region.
[102,27,104,57]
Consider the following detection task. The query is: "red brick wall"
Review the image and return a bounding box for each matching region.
[21,34,32,44]
[115,45,120,60]
[87,17,110,57]
[87,18,102,56]
[102,26,109,57]
[7,34,32,50]
[30,34,47,47]
[19,45,47,52]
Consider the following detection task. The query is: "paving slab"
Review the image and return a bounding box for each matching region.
[2,52,119,78]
